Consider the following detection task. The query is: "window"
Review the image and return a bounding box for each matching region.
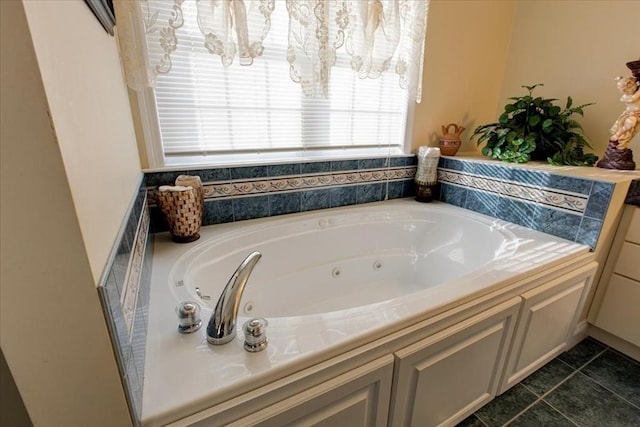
[134,1,423,168]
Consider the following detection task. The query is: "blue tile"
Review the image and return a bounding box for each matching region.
[232,196,270,221]
[199,168,230,183]
[356,183,383,204]
[545,372,640,426]
[507,401,574,426]
[268,163,301,177]
[269,192,301,216]
[473,163,513,180]
[113,237,131,297]
[582,349,640,407]
[139,231,153,332]
[544,175,592,195]
[439,183,467,208]
[439,158,474,173]
[389,156,417,167]
[403,180,416,198]
[301,189,331,211]
[131,305,147,385]
[331,160,359,172]
[202,199,234,225]
[230,165,268,180]
[385,181,405,200]
[500,198,535,228]
[465,189,501,217]
[521,358,575,396]
[301,161,331,174]
[330,186,357,207]
[558,338,606,369]
[358,158,387,169]
[125,357,142,422]
[475,384,538,426]
[144,171,182,187]
[101,271,131,371]
[531,206,581,242]
[576,217,602,249]
[585,181,614,220]
[511,169,552,188]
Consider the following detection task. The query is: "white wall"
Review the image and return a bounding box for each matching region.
[0,1,132,425]
[22,0,143,283]
[499,0,640,157]
[412,0,516,153]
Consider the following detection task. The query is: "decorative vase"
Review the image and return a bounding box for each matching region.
[439,123,465,156]
[157,186,203,243]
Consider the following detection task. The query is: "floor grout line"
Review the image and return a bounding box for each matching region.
[541,399,581,427]
[472,413,490,427]
[574,370,640,411]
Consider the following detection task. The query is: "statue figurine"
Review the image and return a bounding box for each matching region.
[597,62,640,170]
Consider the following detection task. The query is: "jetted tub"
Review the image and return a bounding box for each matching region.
[143,199,590,426]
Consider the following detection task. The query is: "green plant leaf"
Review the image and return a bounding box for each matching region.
[566,96,573,109]
[529,115,541,127]
[542,118,553,129]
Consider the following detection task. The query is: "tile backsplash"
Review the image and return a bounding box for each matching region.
[97,184,151,425]
[145,156,418,231]
[437,157,614,249]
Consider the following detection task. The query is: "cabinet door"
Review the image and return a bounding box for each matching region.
[223,355,393,427]
[499,263,597,393]
[390,297,521,427]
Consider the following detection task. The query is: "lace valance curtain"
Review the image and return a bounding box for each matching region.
[114,0,429,102]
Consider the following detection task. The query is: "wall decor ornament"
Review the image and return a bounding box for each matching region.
[596,60,640,170]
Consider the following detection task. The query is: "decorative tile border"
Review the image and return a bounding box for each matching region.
[437,158,614,250]
[438,169,589,214]
[97,185,152,426]
[145,156,417,230]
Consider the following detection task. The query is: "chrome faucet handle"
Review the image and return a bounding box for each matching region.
[243,318,268,353]
[207,251,262,345]
[176,301,202,334]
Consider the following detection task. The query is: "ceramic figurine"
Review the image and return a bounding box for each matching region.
[439,123,465,156]
[597,60,639,170]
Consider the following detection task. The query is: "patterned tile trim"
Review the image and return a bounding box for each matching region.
[438,168,589,214]
[121,195,150,339]
[148,166,416,203]
[97,185,151,425]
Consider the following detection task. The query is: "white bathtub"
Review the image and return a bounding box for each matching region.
[143,199,589,425]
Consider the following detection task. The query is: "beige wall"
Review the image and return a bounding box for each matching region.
[412,0,516,153]
[22,0,142,283]
[0,1,132,425]
[499,0,640,158]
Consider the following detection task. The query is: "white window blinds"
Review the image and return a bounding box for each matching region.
[139,1,419,166]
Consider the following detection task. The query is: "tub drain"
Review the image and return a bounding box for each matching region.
[331,267,341,278]
[373,260,383,271]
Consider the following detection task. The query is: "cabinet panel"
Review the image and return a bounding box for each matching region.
[614,242,640,281]
[390,297,520,427]
[627,207,640,244]
[499,263,596,393]
[595,274,640,346]
[222,355,393,427]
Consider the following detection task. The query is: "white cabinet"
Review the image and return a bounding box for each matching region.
[389,297,521,427]
[592,205,640,347]
[499,263,597,393]
[223,355,393,427]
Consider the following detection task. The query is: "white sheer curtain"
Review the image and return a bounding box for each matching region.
[114,0,429,101]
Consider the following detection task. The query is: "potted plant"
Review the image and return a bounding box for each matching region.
[471,84,598,165]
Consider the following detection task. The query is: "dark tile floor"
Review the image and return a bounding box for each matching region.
[457,338,640,427]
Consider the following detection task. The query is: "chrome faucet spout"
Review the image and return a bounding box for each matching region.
[207,251,262,345]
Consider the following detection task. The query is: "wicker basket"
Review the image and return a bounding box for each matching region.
[157,186,202,243]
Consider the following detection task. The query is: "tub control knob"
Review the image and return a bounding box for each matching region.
[176,301,202,334]
[243,318,268,353]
